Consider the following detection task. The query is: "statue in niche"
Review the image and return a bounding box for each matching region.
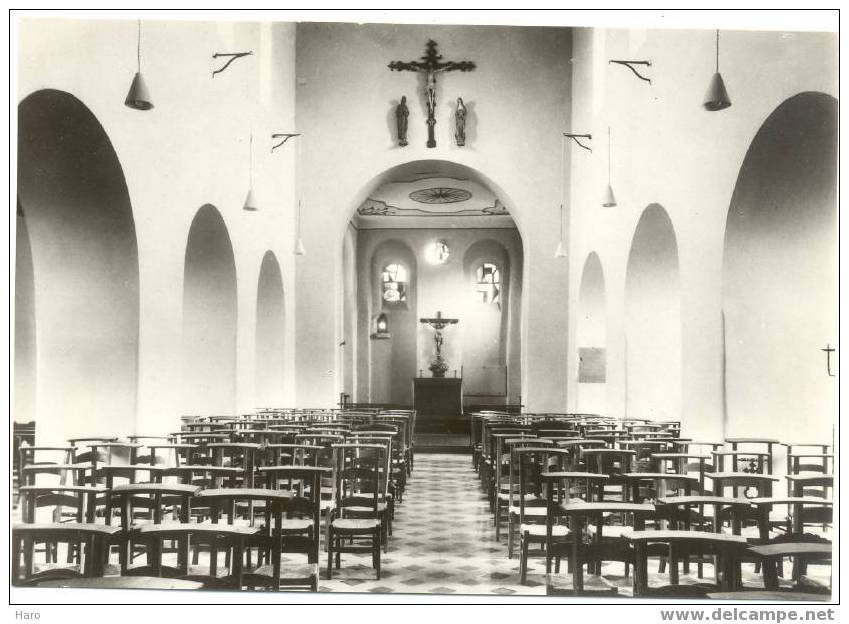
[455,97,467,146]
[395,96,409,147]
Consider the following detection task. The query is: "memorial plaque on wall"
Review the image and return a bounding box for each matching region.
[578,347,606,383]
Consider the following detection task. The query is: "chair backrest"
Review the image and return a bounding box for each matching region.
[331,444,385,516]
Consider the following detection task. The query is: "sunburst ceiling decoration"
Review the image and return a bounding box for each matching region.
[409,187,472,204]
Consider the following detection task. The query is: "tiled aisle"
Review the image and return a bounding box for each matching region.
[319,453,547,595]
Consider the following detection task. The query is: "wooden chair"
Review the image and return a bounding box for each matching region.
[327,443,384,580]
[12,523,121,586]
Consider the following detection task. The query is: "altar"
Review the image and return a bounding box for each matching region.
[413,377,463,433]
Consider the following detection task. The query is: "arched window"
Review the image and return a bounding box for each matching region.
[381,263,408,304]
[475,262,501,304]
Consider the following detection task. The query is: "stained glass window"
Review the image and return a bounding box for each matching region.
[382,263,407,304]
[475,263,501,304]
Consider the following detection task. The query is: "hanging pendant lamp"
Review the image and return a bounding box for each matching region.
[554,204,567,258]
[703,29,732,111]
[243,132,258,211]
[125,20,154,111]
[602,127,617,207]
[554,133,567,258]
[294,200,306,255]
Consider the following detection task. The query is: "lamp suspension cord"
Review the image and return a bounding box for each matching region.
[715,29,719,73]
[607,126,612,184]
[560,134,565,239]
[249,131,253,186]
[137,20,141,73]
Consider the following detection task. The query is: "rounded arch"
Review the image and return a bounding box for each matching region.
[625,205,681,421]
[576,252,607,413]
[182,204,238,415]
[18,89,140,443]
[255,251,285,408]
[722,92,837,440]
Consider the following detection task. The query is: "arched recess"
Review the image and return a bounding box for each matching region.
[255,251,285,408]
[462,239,516,405]
[363,239,418,405]
[625,205,681,421]
[18,89,140,443]
[722,92,837,441]
[576,252,606,414]
[182,205,238,416]
[340,225,357,401]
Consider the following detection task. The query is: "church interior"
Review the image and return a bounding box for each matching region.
[12,14,838,602]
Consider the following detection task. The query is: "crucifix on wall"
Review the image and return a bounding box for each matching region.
[389,40,476,148]
[419,311,459,377]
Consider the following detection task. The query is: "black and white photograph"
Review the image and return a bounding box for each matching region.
[8,8,840,614]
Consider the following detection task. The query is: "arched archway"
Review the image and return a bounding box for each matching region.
[255,251,285,408]
[18,89,140,443]
[722,92,837,440]
[576,252,606,414]
[182,205,238,415]
[625,205,681,421]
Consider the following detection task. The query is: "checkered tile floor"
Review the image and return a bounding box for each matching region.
[320,453,547,595]
[320,453,831,597]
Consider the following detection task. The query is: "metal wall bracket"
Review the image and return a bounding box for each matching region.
[609,60,652,84]
[271,133,301,152]
[563,133,593,152]
[212,52,253,77]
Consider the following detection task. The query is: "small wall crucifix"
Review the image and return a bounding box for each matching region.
[389,40,475,148]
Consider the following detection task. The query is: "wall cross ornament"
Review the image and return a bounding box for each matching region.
[388,40,476,148]
[822,344,835,377]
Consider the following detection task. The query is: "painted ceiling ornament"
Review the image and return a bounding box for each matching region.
[409,187,472,204]
[357,199,398,216]
[482,199,508,215]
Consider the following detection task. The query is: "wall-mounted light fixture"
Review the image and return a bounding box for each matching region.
[243,132,258,211]
[125,20,154,111]
[602,127,617,208]
[703,29,732,111]
[372,313,391,339]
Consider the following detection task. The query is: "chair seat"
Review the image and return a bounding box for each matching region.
[586,524,631,538]
[279,518,313,532]
[331,518,381,531]
[346,503,387,514]
[522,524,570,537]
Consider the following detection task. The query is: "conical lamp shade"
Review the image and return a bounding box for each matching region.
[602,184,617,208]
[243,187,258,212]
[703,72,731,111]
[294,237,306,256]
[125,72,154,110]
[554,240,567,258]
